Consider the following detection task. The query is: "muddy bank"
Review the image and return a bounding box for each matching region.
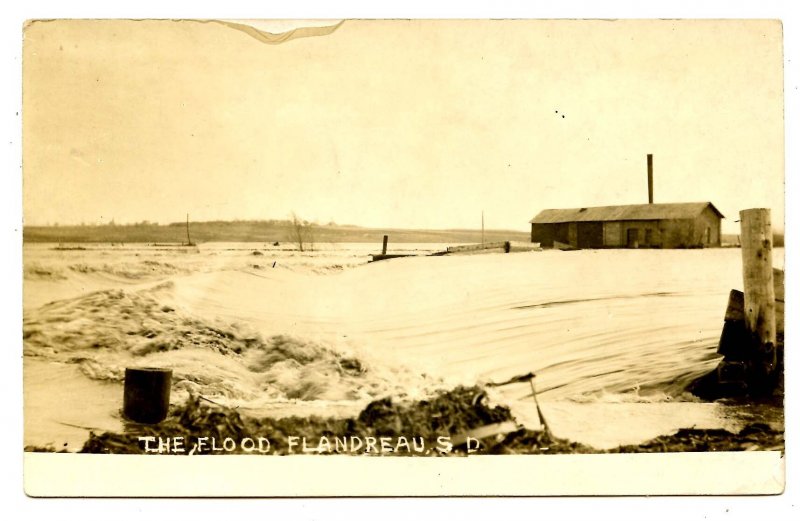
[26,386,783,455]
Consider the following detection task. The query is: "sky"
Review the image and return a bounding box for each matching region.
[22,19,784,233]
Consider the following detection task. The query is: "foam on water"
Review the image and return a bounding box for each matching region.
[23,284,439,406]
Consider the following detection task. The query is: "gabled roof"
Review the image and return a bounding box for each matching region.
[529,202,724,224]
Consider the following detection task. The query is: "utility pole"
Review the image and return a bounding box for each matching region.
[481,210,485,247]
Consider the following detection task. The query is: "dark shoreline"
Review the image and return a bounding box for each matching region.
[26,386,784,456]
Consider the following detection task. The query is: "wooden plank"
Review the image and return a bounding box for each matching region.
[553,240,578,251]
[507,241,543,252]
[442,241,542,255]
[446,247,507,256]
[724,290,745,322]
[446,241,508,254]
[724,283,782,330]
[368,253,417,262]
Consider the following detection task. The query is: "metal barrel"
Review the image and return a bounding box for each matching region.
[123,367,172,424]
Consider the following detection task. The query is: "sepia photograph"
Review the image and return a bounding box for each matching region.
[18,16,787,497]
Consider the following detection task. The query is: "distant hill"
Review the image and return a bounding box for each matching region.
[23,220,532,245]
[722,233,784,247]
[721,234,740,246]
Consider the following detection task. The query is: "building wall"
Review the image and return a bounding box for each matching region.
[603,220,662,247]
[661,219,693,248]
[532,223,570,247]
[610,220,661,247]
[568,223,577,246]
[700,207,722,246]
[577,222,604,248]
[603,221,622,246]
[532,223,554,247]
[608,217,722,248]
[532,223,550,246]
[534,212,721,248]
[660,211,721,247]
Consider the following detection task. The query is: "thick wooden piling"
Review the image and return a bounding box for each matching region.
[739,208,777,375]
[123,367,172,424]
[382,235,389,255]
[689,211,782,399]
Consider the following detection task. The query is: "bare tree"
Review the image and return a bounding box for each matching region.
[288,212,315,252]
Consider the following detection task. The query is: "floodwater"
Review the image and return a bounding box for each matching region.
[22,242,784,450]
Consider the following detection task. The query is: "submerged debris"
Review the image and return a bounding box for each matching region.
[78,386,516,455]
[48,385,783,456]
[610,423,783,453]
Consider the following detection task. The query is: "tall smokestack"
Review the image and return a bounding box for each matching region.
[647,153,654,204]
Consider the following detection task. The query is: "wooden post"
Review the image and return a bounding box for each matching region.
[123,367,172,424]
[739,208,777,375]
[382,235,389,255]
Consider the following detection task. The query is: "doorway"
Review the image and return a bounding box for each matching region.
[627,228,639,248]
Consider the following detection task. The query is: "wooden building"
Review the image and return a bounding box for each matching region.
[529,202,724,249]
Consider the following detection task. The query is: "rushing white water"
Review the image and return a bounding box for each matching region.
[23,242,784,449]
